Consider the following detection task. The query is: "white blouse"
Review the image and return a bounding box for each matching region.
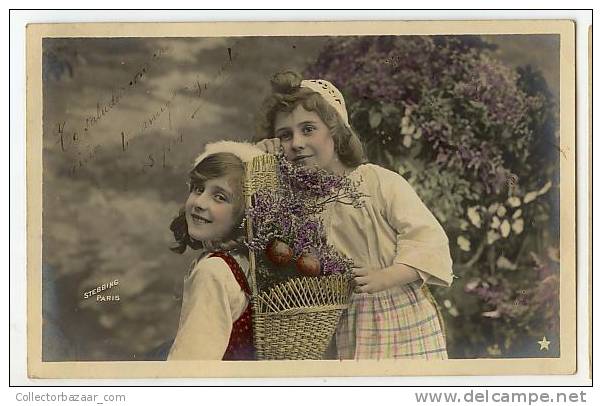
[322,164,454,286]
[167,253,250,360]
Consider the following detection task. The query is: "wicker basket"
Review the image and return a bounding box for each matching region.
[244,154,351,360]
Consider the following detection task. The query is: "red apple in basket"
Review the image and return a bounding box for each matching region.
[265,239,293,266]
[296,254,321,277]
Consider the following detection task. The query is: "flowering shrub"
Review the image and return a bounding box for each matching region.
[307,36,559,358]
[246,155,363,290]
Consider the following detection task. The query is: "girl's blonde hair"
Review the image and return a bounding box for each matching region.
[169,152,246,255]
[255,71,367,168]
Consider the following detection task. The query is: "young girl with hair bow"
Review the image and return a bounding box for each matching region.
[167,141,265,360]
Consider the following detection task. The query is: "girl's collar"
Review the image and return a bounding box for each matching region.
[342,164,364,177]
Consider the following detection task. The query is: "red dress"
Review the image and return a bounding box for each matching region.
[209,252,255,360]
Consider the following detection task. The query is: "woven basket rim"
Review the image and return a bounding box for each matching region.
[253,304,348,316]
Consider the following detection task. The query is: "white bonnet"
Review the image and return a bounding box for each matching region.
[193,140,266,167]
[300,79,350,128]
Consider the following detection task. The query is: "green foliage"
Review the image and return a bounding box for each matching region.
[308,36,560,358]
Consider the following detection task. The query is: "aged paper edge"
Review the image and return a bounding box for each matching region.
[26,19,577,379]
[588,24,592,380]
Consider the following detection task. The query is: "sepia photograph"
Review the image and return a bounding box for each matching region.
[25,20,577,378]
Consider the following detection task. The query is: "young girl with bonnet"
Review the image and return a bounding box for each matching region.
[256,71,454,359]
[167,141,265,360]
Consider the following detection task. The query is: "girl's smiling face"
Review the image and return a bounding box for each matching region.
[185,175,241,244]
[274,105,345,174]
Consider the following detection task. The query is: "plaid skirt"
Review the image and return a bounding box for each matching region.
[335,280,448,359]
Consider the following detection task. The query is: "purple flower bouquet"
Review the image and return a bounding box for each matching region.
[246,155,363,292]
[243,154,365,359]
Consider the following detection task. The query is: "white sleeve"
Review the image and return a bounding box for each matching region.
[167,256,248,360]
[376,167,454,286]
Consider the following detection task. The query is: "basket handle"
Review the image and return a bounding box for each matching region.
[243,154,280,297]
[245,197,258,297]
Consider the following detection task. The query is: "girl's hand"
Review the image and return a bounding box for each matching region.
[353,264,421,294]
[255,138,282,155]
[353,268,396,294]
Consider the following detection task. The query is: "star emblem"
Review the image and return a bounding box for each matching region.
[538,336,551,351]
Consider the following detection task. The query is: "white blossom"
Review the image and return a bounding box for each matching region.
[538,181,552,195]
[524,191,538,204]
[496,256,517,271]
[496,205,507,217]
[547,247,560,262]
[412,127,423,139]
[500,219,511,238]
[490,216,501,229]
[457,236,471,251]
[512,218,524,235]
[482,310,502,318]
[488,202,500,214]
[402,134,412,148]
[507,196,521,208]
[465,279,480,291]
[487,344,502,356]
[487,230,500,245]
[467,206,482,228]
[512,209,523,219]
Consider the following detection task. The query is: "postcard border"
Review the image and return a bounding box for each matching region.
[26,19,577,379]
